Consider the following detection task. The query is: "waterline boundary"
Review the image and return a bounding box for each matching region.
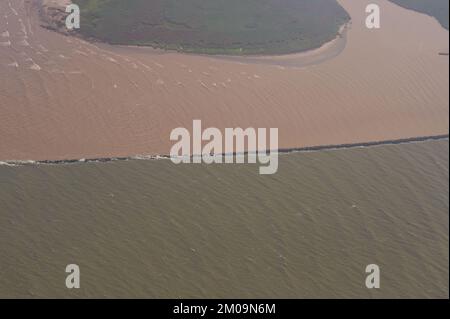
[1,134,448,167]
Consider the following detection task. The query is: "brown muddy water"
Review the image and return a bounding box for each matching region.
[0,0,448,161]
[0,140,448,298]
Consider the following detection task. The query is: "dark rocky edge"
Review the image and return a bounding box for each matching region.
[1,134,448,167]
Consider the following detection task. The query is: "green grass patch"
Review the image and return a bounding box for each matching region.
[72,0,349,55]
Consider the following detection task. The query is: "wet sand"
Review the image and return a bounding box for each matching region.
[0,0,448,161]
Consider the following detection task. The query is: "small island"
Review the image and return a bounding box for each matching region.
[70,0,350,55]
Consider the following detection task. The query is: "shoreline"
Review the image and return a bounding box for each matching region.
[114,22,349,61]
[208,22,349,67]
[1,134,448,167]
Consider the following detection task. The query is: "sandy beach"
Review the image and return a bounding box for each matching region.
[0,0,448,161]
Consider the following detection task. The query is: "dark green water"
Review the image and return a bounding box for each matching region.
[0,140,448,298]
[389,0,449,30]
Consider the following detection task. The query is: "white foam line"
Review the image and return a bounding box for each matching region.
[9,3,18,16]
[18,39,29,46]
[105,56,118,63]
[0,161,17,167]
[3,137,447,167]
[30,63,41,71]
[198,80,208,89]
[74,50,89,56]
[49,69,65,74]
[137,61,152,71]
[27,18,33,36]
[7,61,19,68]
[38,44,48,52]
